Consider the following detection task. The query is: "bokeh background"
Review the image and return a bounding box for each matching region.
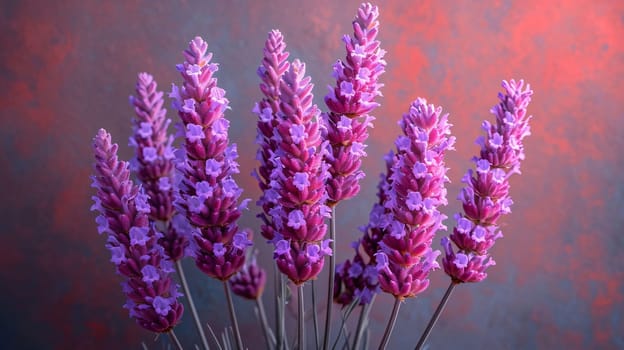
[1,0,623,349]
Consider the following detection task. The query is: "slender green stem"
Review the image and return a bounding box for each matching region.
[378,297,402,350]
[175,260,210,350]
[353,295,375,350]
[323,206,337,350]
[311,280,320,350]
[297,285,305,350]
[414,281,457,350]
[274,265,282,350]
[256,297,276,350]
[223,281,243,350]
[168,329,184,350]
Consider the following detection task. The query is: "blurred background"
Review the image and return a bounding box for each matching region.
[1,0,623,349]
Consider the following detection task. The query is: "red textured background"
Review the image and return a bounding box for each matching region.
[1,0,623,349]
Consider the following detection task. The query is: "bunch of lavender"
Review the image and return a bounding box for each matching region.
[442,79,532,283]
[260,58,332,349]
[129,72,209,349]
[322,4,386,346]
[252,29,290,243]
[129,72,188,261]
[322,1,386,205]
[375,98,455,348]
[170,36,252,350]
[91,129,183,338]
[267,59,332,283]
[415,80,533,349]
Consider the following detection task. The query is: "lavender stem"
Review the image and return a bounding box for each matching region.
[323,207,337,350]
[298,285,305,350]
[378,297,401,350]
[168,329,184,350]
[175,260,209,350]
[311,279,320,350]
[256,297,275,350]
[223,281,243,350]
[415,281,457,350]
[353,295,375,350]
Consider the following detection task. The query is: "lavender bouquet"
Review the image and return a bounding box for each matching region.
[91,3,533,349]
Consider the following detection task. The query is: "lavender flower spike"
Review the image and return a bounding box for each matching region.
[129,72,188,261]
[334,152,395,306]
[269,59,331,285]
[171,37,250,281]
[91,129,183,333]
[230,249,267,301]
[442,79,533,283]
[252,30,290,242]
[323,2,386,204]
[376,98,455,299]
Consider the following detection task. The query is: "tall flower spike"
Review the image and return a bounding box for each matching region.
[269,59,331,285]
[376,98,455,299]
[252,30,290,242]
[172,37,251,281]
[129,72,188,261]
[442,79,533,283]
[323,2,386,205]
[91,129,183,333]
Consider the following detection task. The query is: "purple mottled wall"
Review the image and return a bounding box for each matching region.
[1,0,623,349]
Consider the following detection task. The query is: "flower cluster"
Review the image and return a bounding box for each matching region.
[322,2,386,205]
[229,249,267,300]
[129,72,188,261]
[375,98,455,299]
[264,59,332,285]
[91,129,183,333]
[334,151,394,306]
[171,37,251,281]
[442,80,533,283]
[253,30,291,243]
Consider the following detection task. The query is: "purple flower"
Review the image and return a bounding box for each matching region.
[253,30,291,246]
[443,79,533,283]
[229,251,267,300]
[375,98,454,299]
[91,129,183,333]
[174,37,250,281]
[335,150,396,307]
[267,59,328,285]
[186,123,205,143]
[129,72,188,262]
[322,2,386,205]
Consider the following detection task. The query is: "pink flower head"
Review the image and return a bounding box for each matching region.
[322,3,386,205]
[229,251,267,300]
[376,98,454,299]
[91,129,183,333]
[129,73,188,261]
[443,80,533,283]
[173,36,250,281]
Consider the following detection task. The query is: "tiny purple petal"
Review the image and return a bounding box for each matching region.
[476,159,490,174]
[287,210,305,230]
[152,296,172,316]
[195,181,213,198]
[137,122,153,138]
[186,123,205,143]
[141,265,160,283]
[454,253,469,268]
[293,172,310,191]
[129,226,149,246]
[213,243,226,257]
[143,147,158,163]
